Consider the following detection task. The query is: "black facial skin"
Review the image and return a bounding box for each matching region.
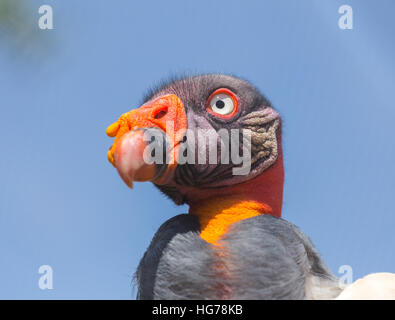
[141,74,281,205]
[143,74,271,129]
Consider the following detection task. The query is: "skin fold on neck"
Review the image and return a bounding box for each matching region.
[188,152,284,245]
[190,197,272,245]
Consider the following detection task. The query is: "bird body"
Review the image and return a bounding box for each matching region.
[136,214,342,300]
[106,74,394,299]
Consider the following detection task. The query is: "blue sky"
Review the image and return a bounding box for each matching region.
[0,0,394,299]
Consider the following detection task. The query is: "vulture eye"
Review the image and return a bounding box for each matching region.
[207,88,238,118]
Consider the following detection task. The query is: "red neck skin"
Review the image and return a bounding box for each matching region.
[187,146,284,218]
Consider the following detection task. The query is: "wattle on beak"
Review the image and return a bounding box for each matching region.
[106,94,187,188]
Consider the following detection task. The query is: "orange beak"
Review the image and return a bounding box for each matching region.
[106,94,187,188]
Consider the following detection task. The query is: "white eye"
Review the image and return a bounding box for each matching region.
[208,93,235,116]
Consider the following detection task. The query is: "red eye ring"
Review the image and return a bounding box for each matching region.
[206,88,239,119]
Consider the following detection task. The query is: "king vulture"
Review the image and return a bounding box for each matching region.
[106,74,395,300]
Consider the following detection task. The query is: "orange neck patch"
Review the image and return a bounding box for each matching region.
[187,148,284,245]
[190,197,272,245]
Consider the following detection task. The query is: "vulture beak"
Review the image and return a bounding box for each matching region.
[106,94,187,188]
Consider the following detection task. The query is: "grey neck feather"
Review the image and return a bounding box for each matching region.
[135,214,343,300]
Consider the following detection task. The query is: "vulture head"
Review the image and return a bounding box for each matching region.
[106,74,284,244]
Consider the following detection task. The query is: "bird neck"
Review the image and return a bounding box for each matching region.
[188,152,284,245]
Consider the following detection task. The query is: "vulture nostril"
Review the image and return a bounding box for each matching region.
[153,108,168,120]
